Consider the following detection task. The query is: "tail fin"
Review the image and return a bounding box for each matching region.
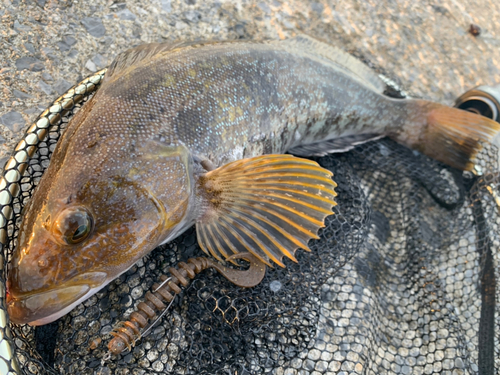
[393,104,500,171]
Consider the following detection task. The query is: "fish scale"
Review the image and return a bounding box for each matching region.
[96,39,389,166]
[6,35,500,326]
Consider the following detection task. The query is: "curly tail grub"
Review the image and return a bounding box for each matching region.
[107,253,266,355]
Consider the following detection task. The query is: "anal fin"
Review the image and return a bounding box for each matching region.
[288,133,384,157]
[195,154,337,267]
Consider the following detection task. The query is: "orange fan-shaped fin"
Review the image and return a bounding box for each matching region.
[195,154,337,267]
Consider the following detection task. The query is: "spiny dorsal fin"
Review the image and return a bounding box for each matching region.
[195,154,337,267]
[106,40,222,79]
[274,34,386,93]
[106,43,180,78]
[107,35,385,93]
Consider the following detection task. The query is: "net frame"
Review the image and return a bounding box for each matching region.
[0,68,497,375]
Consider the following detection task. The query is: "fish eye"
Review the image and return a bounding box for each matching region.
[53,207,94,245]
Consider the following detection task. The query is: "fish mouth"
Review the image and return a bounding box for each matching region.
[7,271,107,326]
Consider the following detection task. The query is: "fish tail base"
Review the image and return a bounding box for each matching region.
[394,103,500,171]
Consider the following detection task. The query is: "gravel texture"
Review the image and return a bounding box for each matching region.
[0,1,499,373]
[1,0,500,169]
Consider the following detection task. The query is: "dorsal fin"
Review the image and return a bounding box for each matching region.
[106,35,386,93]
[106,39,249,79]
[274,34,386,93]
[105,42,188,79]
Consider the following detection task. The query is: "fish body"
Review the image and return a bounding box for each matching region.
[7,35,500,325]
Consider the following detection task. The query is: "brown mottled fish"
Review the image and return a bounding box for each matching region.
[7,35,500,325]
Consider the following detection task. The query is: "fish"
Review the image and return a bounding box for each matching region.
[6,35,500,326]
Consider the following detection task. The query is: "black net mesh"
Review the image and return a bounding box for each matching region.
[0,71,498,375]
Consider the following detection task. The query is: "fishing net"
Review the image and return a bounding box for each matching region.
[0,70,498,375]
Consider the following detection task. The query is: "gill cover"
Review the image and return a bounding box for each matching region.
[7,137,194,325]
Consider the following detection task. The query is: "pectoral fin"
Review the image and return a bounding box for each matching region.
[195,154,337,267]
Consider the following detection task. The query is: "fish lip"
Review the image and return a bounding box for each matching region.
[7,271,107,325]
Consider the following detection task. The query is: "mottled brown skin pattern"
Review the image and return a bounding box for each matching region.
[8,37,473,325]
[97,40,409,167]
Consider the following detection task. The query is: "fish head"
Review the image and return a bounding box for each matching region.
[7,128,194,326]
[6,46,198,325]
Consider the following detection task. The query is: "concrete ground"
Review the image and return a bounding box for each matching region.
[1,0,500,373]
[1,0,499,169]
